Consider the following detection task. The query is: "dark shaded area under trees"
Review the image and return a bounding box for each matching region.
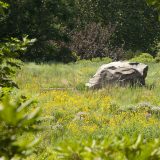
[1,0,160,62]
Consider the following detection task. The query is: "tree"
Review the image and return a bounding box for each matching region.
[0,3,41,159]
[1,0,160,61]
[1,0,77,62]
[75,0,160,55]
[147,0,160,16]
[0,1,35,90]
[70,22,124,60]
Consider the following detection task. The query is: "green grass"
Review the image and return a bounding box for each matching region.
[14,59,160,159]
[15,61,160,106]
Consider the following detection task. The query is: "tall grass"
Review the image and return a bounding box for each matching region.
[14,59,160,159]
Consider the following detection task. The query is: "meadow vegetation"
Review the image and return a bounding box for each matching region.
[12,58,160,159]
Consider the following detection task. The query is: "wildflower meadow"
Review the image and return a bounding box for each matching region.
[12,59,160,159]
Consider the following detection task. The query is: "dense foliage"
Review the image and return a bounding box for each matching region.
[0,36,40,160]
[1,0,160,62]
[0,36,35,88]
[53,135,160,159]
[1,0,160,159]
[147,0,160,16]
[130,53,155,63]
[0,2,40,159]
[1,0,76,62]
[0,94,40,159]
[76,0,160,53]
[70,23,122,60]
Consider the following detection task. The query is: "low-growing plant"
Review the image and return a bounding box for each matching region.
[0,92,41,160]
[53,135,160,160]
[130,53,155,63]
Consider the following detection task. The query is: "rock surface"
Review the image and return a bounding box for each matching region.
[86,61,148,89]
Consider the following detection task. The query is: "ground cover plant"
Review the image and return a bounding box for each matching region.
[12,58,160,159]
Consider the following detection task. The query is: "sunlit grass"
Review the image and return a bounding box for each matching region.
[14,59,160,159]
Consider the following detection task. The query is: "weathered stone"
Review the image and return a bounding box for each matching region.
[86,61,148,89]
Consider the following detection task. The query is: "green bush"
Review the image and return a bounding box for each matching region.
[52,135,160,160]
[0,35,40,159]
[0,93,41,159]
[0,36,35,88]
[0,3,41,159]
[130,53,155,63]
[155,52,160,63]
[0,1,8,14]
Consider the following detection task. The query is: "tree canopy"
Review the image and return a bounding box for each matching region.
[0,0,160,61]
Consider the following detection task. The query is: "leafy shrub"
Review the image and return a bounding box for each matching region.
[70,22,124,60]
[53,135,160,160]
[0,36,35,88]
[0,93,41,159]
[0,2,41,159]
[0,35,40,159]
[130,53,155,63]
[147,0,160,17]
[0,1,8,14]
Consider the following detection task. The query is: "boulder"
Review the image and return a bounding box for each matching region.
[86,61,148,89]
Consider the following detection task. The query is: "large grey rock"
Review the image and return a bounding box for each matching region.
[86,61,148,89]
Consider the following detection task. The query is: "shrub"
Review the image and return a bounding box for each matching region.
[0,3,40,159]
[155,52,160,63]
[0,35,40,159]
[0,36,35,88]
[70,22,124,60]
[0,93,41,159]
[130,53,155,63]
[53,135,160,159]
[25,43,78,63]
